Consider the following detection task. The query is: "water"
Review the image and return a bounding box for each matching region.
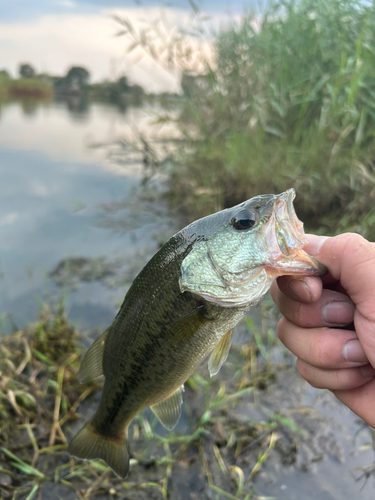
[0,99,177,334]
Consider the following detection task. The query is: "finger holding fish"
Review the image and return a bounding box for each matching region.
[271,275,322,303]
[277,317,368,369]
[271,286,355,328]
[296,358,375,390]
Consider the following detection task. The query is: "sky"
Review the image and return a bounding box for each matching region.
[0,0,259,92]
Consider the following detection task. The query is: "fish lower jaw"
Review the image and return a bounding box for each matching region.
[197,293,260,308]
[265,251,327,276]
[192,284,272,309]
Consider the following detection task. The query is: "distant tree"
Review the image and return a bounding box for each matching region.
[37,73,52,82]
[65,66,90,89]
[117,76,130,92]
[0,69,10,78]
[131,84,144,101]
[51,76,66,90]
[19,63,35,78]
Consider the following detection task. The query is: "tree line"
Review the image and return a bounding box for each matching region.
[0,62,144,105]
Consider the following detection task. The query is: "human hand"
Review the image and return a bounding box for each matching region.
[270,233,375,428]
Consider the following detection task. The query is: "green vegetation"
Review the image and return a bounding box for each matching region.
[120,0,375,237]
[1,300,322,499]
[0,65,52,100]
[89,76,145,107]
[0,63,145,106]
[0,73,10,99]
[6,78,53,99]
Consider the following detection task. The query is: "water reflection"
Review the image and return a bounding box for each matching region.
[0,94,132,121]
[19,99,40,117]
[0,99,177,334]
[63,95,91,121]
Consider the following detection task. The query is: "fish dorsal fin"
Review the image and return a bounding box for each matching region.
[79,328,110,383]
[208,329,234,377]
[150,386,184,430]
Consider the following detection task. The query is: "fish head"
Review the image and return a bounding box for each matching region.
[179,188,327,307]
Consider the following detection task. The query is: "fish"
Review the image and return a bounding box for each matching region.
[68,188,326,478]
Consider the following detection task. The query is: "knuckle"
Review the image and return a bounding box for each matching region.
[293,300,307,326]
[337,232,366,250]
[314,334,331,367]
[340,233,374,268]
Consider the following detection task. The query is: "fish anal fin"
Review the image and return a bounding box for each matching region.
[208,329,234,377]
[68,420,130,479]
[151,386,184,430]
[79,328,110,383]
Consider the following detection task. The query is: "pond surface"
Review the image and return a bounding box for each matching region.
[0,99,177,334]
[0,99,374,500]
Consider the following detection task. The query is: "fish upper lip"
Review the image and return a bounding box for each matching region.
[274,188,306,251]
[272,189,327,275]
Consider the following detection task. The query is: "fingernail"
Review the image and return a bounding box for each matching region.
[361,364,375,378]
[342,339,367,364]
[304,235,329,256]
[322,301,355,325]
[288,279,312,302]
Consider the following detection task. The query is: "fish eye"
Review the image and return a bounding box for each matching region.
[231,210,258,231]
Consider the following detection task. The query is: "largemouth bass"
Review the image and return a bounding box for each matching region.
[68,189,326,478]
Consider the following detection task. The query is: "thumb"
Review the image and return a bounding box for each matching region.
[305,233,375,366]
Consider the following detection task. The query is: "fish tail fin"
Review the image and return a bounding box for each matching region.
[68,420,130,478]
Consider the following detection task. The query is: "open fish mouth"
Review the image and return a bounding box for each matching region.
[267,188,327,277]
[275,188,305,253]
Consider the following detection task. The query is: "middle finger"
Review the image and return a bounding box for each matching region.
[277,317,368,369]
[272,287,355,328]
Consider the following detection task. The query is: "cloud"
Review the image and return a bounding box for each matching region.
[0,0,250,92]
[0,3,239,92]
[0,212,19,226]
[0,1,248,22]
[30,180,50,197]
[0,8,199,92]
[57,0,76,8]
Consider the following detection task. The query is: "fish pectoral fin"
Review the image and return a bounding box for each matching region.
[78,328,110,383]
[208,329,234,377]
[150,386,184,430]
[68,419,130,478]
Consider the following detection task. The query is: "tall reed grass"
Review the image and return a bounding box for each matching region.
[118,0,375,237]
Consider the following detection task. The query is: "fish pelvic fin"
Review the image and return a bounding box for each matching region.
[208,329,234,377]
[79,328,110,383]
[68,420,130,479]
[151,385,184,430]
